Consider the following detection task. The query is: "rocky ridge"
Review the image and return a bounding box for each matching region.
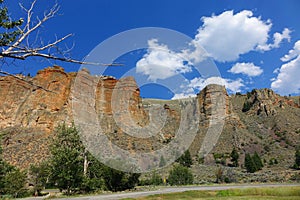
[0,66,300,173]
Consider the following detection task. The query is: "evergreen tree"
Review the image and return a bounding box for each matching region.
[252,152,263,170]
[0,0,23,47]
[230,148,239,167]
[176,150,193,167]
[159,155,166,167]
[245,153,256,173]
[294,149,300,169]
[244,152,263,173]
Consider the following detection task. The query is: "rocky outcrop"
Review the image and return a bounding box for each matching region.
[189,84,229,157]
[242,88,299,116]
[0,66,148,168]
[1,66,300,170]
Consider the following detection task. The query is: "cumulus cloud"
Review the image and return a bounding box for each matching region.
[194,10,270,62]
[280,40,300,62]
[135,10,291,97]
[136,39,192,81]
[271,41,300,94]
[171,77,245,99]
[194,10,290,62]
[189,77,244,93]
[273,28,291,47]
[228,62,263,77]
[257,28,291,51]
[136,10,290,80]
[172,89,196,99]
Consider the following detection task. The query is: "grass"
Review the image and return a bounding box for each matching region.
[122,186,300,200]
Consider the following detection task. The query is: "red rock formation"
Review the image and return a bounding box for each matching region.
[0,66,148,168]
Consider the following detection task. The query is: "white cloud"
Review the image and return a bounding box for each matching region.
[171,76,245,99]
[273,68,280,74]
[189,77,244,93]
[273,28,291,47]
[193,10,290,62]
[280,40,300,62]
[136,10,290,81]
[271,41,300,94]
[136,39,191,81]
[228,62,263,77]
[134,10,291,97]
[172,92,196,100]
[258,28,291,50]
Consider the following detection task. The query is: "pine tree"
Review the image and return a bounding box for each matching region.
[159,155,166,167]
[294,149,300,169]
[0,0,23,46]
[245,153,256,173]
[230,148,239,167]
[253,152,263,170]
[176,150,193,167]
[245,152,263,173]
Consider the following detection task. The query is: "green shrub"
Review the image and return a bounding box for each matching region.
[168,165,193,185]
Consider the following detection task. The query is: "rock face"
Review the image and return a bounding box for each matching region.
[242,88,299,116]
[0,66,300,170]
[0,66,74,167]
[0,66,148,168]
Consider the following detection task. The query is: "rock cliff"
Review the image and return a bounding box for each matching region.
[0,66,300,170]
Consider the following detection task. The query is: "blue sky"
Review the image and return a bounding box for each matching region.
[3,0,300,99]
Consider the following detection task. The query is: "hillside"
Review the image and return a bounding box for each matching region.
[0,66,300,182]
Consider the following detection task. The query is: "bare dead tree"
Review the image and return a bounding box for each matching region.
[0,0,120,91]
[0,0,117,65]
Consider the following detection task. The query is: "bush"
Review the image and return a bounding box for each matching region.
[215,167,224,183]
[2,168,27,198]
[140,172,163,186]
[102,166,140,192]
[168,165,193,185]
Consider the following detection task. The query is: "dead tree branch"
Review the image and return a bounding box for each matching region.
[0,0,120,66]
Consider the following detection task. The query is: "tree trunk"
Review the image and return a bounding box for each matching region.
[83,150,88,177]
